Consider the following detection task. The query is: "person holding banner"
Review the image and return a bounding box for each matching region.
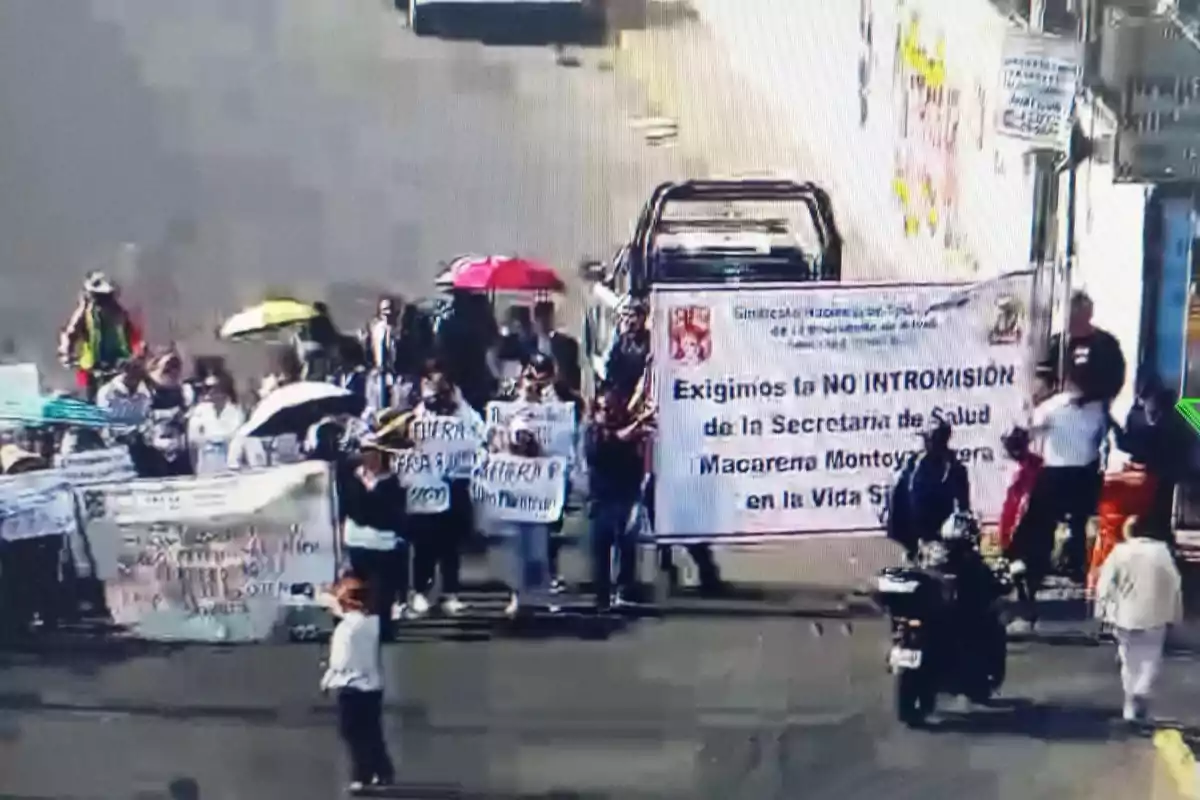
[340,434,410,642]
[407,367,485,617]
[493,414,559,617]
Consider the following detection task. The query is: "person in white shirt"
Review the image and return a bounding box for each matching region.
[1008,368,1110,632]
[320,577,395,793]
[1094,517,1183,722]
[187,376,246,475]
[95,358,153,429]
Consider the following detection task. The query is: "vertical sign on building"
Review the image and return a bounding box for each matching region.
[996,31,1082,149]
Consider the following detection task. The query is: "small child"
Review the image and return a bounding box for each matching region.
[1093,516,1183,723]
[321,577,396,793]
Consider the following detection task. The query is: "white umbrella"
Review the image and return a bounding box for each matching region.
[239,381,365,439]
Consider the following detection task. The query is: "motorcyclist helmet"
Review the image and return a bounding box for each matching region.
[940,510,981,544]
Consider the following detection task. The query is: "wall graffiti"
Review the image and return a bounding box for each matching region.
[889,7,986,269]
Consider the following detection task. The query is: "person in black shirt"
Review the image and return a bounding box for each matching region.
[533,301,582,393]
[1037,291,1126,407]
[585,391,647,610]
[602,300,651,401]
[1117,376,1189,540]
[339,436,409,642]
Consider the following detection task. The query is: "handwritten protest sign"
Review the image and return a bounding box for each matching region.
[0,472,77,542]
[471,452,568,524]
[55,446,137,486]
[85,462,338,642]
[393,450,451,515]
[485,401,578,460]
[408,414,485,480]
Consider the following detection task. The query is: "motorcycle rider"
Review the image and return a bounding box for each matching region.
[58,272,143,401]
[887,419,971,561]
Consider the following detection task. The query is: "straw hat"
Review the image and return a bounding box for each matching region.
[0,443,46,474]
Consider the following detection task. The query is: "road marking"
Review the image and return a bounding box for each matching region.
[1154,727,1199,798]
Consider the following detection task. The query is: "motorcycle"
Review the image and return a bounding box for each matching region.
[874,514,1011,727]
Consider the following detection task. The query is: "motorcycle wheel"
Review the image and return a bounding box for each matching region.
[894,668,934,727]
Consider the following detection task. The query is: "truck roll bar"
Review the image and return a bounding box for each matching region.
[627,179,843,294]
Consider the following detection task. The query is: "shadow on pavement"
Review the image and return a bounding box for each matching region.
[926,699,1132,743]
[403,4,608,46]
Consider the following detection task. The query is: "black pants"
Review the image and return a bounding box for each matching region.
[0,536,62,635]
[411,486,472,596]
[336,689,394,785]
[346,546,408,642]
[589,500,638,607]
[1009,462,1101,616]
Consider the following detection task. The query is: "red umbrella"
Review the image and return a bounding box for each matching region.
[450,255,565,292]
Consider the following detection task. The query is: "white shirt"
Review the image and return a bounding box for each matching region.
[320,611,383,692]
[1094,537,1183,631]
[1030,392,1107,468]
[187,401,246,475]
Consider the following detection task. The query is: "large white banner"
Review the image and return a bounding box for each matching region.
[55,446,137,486]
[83,462,339,642]
[652,274,1035,540]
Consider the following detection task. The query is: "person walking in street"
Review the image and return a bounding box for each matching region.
[58,271,143,401]
[407,366,484,617]
[360,295,423,414]
[602,299,650,401]
[1094,516,1183,723]
[496,415,558,617]
[1008,367,1109,632]
[1116,376,1189,540]
[886,419,971,561]
[585,391,646,610]
[339,434,409,642]
[321,576,396,793]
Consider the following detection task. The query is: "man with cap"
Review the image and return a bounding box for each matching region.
[886,419,971,561]
[58,271,143,401]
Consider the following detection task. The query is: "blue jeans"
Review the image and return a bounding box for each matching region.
[501,522,549,598]
[589,499,637,606]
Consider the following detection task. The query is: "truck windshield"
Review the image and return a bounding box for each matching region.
[649,200,824,284]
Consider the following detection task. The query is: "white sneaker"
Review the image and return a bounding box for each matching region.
[391,602,408,621]
[409,592,431,617]
[442,595,467,616]
[1006,618,1034,636]
[504,593,520,618]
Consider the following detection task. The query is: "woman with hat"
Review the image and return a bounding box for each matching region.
[339,433,410,642]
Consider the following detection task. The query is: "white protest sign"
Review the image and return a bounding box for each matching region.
[85,462,338,642]
[0,472,78,542]
[55,446,137,486]
[486,401,578,460]
[0,363,40,430]
[409,414,485,479]
[393,450,451,515]
[471,452,567,524]
[996,32,1080,150]
[651,273,1035,540]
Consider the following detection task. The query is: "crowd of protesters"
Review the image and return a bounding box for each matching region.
[0,272,730,640]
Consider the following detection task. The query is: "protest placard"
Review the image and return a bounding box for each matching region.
[55,446,137,486]
[0,472,77,543]
[393,449,451,514]
[485,401,578,460]
[652,273,1035,540]
[408,413,485,479]
[471,452,568,524]
[85,462,338,642]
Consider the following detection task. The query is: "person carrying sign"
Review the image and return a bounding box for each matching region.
[886,419,971,562]
[405,365,486,618]
[493,415,559,617]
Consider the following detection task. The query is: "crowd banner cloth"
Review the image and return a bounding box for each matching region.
[651,272,1035,542]
[0,472,78,543]
[471,452,568,525]
[55,446,137,486]
[82,462,338,642]
[485,401,578,460]
[407,414,486,480]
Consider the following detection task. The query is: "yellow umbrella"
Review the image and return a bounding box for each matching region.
[219,299,319,340]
